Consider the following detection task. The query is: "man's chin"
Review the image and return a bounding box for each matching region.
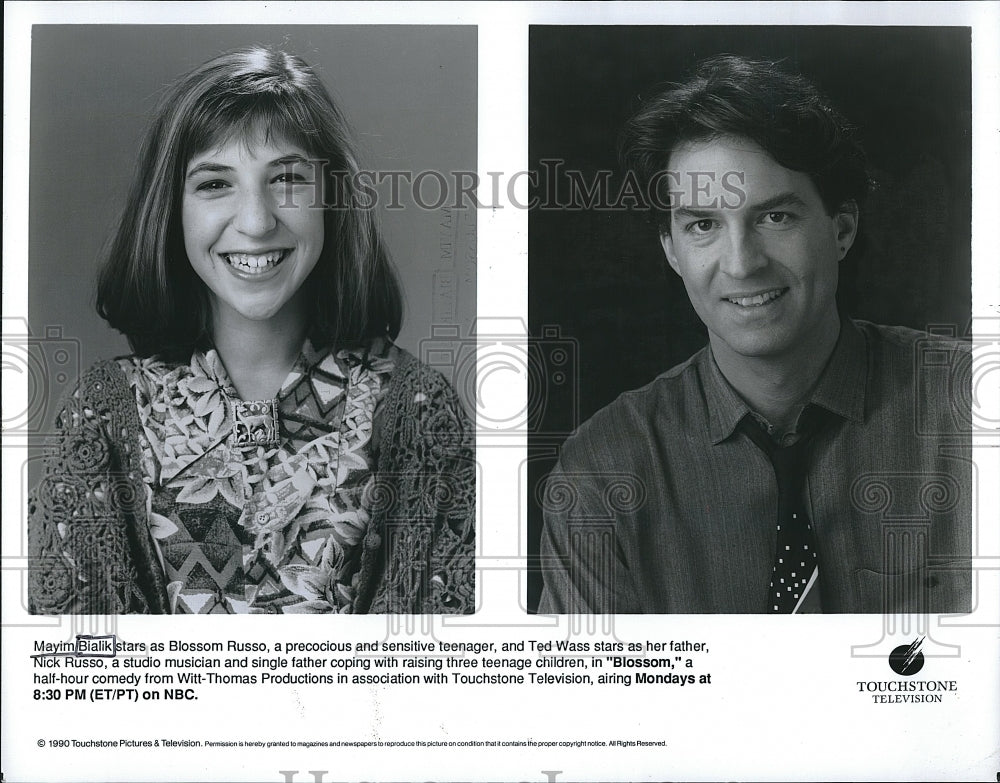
[710,329,795,362]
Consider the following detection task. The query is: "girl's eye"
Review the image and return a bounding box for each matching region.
[274,172,310,184]
[195,179,229,192]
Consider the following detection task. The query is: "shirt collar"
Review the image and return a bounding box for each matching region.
[193,338,333,400]
[193,336,392,402]
[700,348,753,445]
[703,317,868,445]
[807,317,867,424]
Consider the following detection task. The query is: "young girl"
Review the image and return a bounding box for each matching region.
[29,46,474,615]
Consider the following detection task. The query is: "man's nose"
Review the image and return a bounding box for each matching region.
[233,188,277,236]
[719,227,767,278]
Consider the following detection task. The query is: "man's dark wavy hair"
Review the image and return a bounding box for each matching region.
[97,46,402,360]
[619,54,872,233]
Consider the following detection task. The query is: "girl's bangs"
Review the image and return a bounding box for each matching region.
[185,94,324,161]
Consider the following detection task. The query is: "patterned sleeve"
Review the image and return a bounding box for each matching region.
[415,371,476,613]
[28,362,161,614]
[364,354,476,614]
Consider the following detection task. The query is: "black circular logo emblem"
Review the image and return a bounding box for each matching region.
[888,638,925,676]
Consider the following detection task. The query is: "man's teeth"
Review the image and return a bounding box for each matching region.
[225,251,286,273]
[727,289,785,307]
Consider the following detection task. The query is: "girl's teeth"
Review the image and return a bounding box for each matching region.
[225,251,285,273]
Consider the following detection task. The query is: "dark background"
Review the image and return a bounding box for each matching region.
[526,26,972,612]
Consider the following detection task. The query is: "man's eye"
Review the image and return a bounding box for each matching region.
[686,219,716,234]
[762,211,792,225]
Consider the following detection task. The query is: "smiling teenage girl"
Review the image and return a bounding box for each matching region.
[29,47,474,615]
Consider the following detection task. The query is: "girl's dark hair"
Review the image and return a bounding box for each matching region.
[620,54,872,233]
[97,46,402,359]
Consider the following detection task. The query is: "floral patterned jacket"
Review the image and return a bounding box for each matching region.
[28,344,475,615]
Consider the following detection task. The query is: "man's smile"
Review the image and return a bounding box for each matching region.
[722,287,789,307]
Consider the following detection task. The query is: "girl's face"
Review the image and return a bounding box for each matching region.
[181,136,325,330]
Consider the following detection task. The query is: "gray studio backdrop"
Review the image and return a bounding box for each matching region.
[28,25,477,394]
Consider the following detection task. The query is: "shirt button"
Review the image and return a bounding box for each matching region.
[255,511,269,524]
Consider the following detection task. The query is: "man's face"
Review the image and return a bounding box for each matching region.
[660,136,857,365]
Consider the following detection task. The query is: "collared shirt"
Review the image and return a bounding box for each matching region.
[538,319,972,614]
[120,338,397,614]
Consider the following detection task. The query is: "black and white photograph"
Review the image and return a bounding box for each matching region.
[528,26,975,615]
[2,4,998,783]
[23,25,477,616]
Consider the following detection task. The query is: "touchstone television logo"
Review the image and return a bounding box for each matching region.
[888,637,925,676]
[856,635,958,705]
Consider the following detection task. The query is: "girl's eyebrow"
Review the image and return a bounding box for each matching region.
[186,154,311,179]
[186,161,232,179]
[271,154,309,167]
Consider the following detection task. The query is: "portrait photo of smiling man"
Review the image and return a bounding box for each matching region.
[529,29,974,615]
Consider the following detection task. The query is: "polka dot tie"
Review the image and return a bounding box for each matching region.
[738,413,821,613]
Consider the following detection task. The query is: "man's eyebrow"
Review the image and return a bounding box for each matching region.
[672,205,719,221]
[748,192,809,212]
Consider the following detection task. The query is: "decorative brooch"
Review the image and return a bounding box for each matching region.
[231,399,280,448]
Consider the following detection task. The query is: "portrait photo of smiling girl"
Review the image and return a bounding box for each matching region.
[26,29,476,615]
